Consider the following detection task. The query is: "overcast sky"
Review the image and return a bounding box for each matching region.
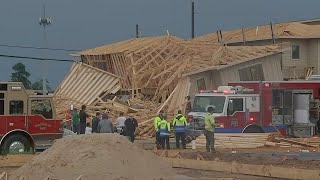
[0,0,320,88]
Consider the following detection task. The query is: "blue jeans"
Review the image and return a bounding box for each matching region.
[160,136,170,149]
[203,129,215,152]
[155,131,161,148]
[175,132,186,149]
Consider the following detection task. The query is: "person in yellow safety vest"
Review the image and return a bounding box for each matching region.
[173,110,187,149]
[154,110,164,149]
[204,106,216,153]
[158,118,171,149]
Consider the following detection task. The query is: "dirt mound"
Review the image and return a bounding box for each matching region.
[11,134,180,180]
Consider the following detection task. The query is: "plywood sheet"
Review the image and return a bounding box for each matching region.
[54,62,121,108]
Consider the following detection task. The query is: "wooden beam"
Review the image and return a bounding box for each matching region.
[275,138,318,148]
[164,158,320,180]
[156,84,178,114]
[76,175,83,180]
[18,176,26,180]
[0,172,7,180]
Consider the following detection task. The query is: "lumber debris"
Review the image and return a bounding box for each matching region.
[165,158,320,180]
[0,172,7,180]
[188,133,271,149]
[55,36,282,139]
[274,137,318,148]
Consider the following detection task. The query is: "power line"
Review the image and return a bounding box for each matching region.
[0,54,76,62]
[0,43,82,52]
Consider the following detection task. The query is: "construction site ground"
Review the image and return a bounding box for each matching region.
[0,166,275,180]
[0,160,275,180]
[1,145,320,179]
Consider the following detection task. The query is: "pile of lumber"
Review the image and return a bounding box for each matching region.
[188,133,271,149]
[265,137,320,148]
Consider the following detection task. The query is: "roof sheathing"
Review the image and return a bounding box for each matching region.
[195,21,320,43]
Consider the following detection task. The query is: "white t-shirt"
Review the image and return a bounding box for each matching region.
[115,116,126,127]
[85,127,92,134]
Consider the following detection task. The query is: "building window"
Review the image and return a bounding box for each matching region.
[31,99,53,119]
[0,84,7,91]
[9,101,24,115]
[196,78,206,91]
[0,100,3,115]
[239,64,265,81]
[292,45,300,60]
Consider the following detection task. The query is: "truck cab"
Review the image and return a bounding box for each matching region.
[186,86,262,139]
[0,82,63,154]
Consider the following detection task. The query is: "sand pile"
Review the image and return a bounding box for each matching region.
[11,134,183,180]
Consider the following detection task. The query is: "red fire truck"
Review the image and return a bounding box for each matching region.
[0,82,63,154]
[187,81,320,138]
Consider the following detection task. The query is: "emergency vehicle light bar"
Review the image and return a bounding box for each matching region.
[199,86,254,94]
[199,90,235,94]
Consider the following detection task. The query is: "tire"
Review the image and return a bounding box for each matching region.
[1,134,31,155]
[242,124,264,133]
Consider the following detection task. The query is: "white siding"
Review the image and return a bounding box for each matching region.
[232,38,320,79]
[188,53,283,97]
[188,71,213,98]
[306,39,319,74]
[280,39,309,79]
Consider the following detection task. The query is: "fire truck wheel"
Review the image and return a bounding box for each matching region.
[242,124,264,133]
[1,134,31,155]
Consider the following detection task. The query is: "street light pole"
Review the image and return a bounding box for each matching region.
[39,1,51,94]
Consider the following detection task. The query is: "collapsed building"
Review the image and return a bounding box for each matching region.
[53,35,283,138]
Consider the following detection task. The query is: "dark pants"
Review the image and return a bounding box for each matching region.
[127,132,135,142]
[203,129,215,152]
[155,132,161,148]
[175,132,186,149]
[160,136,170,149]
[73,124,80,134]
[80,122,86,134]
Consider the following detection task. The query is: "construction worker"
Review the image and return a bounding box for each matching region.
[173,110,187,149]
[158,117,170,149]
[204,106,216,153]
[154,110,164,149]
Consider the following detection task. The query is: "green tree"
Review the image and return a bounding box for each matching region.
[11,63,32,89]
[32,79,52,91]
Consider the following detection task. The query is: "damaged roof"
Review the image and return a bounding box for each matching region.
[195,21,320,43]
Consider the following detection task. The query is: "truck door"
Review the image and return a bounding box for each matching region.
[7,100,28,132]
[272,90,293,125]
[5,83,29,132]
[227,97,246,128]
[28,98,58,149]
[0,92,5,135]
[27,98,54,134]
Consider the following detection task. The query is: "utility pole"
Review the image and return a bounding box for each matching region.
[136,24,139,38]
[242,28,246,46]
[191,1,195,39]
[270,22,275,44]
[39,0,51,94]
